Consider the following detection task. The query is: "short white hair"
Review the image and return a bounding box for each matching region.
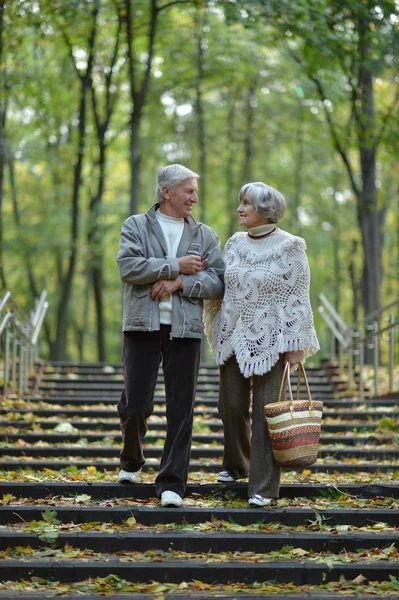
[157,164,199,202]
[239,182,286,223]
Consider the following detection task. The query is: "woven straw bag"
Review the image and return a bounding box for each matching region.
[264,361,323,467]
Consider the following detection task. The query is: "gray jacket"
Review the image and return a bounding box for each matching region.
[117,203,224,338]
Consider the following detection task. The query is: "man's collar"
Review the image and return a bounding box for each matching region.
[146,203,200,230]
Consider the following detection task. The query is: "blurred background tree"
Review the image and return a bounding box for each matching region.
[0,0,397,362]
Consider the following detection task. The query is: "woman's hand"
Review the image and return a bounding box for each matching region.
[284,350,304,371]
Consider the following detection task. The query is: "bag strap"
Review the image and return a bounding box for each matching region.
[277,360,314,417]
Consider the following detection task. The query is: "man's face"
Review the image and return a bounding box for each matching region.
[161,178,198,218]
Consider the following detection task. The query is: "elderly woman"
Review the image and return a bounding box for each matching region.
[207,182,319,507]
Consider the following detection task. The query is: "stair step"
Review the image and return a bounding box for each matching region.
[3,407,398,419]
[1,433,396,445]
[0,458,398,472]
[3,358,398,594]
[0,419,394,433]
[0,559,397,585]
[1,505,397,526]
[0,594,386,600]
[2,529,398,553]
[2,481,397,499]
[2,444,399,460]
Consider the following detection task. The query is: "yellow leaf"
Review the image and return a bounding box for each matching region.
[179,582,189,589]
[1,494,16,505]
[290,548,309,557]
[302,469,311,476]
[126,517,137,526]
[86,466,97,474]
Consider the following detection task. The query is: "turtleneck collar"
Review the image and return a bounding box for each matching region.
[248,223,276,237]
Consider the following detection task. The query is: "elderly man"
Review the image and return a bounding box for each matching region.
[116,164,224,507]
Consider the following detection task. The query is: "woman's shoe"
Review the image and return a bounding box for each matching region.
[217,470,237,483]
[248,494,272,507]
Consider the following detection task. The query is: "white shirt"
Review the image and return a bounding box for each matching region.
[155,209,184,324]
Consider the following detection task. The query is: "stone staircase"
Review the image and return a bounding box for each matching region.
[0,361,398,598]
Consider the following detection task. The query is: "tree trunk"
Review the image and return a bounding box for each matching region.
[88,141,107,361]
[129,108,142,215]
[125,0,158,216]
[0,2,7,290]
[226,99,238,238]
[348,240,360,325]
[51,5,98,360]
[8,152,38,299]
[88,8,121,361]
[0,104,6,290]
[357,17,381,318]
[241,76,258,183]
[194,8,207,223]
[292,93,305,233]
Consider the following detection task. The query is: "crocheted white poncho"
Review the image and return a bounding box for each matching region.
[205,229,320,378]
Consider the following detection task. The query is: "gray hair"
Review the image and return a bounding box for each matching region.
[239,182,286,223]
[157,164,199,202]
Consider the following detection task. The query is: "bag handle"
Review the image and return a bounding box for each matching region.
[277,360,314,418]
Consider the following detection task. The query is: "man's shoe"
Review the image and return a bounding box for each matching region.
[118,469,140,483]
[248,494,272,507]
[217,470,237,483]
[161,490,183,507]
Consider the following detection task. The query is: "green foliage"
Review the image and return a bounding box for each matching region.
[0,0,398,360]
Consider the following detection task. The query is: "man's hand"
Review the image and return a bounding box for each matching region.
[151,276,182,300]
[178,255,208,274]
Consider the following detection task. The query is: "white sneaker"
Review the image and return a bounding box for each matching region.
[118,469,140,483]
[216,471,243,483]
[217,470,237,483]
[161,490,183,507]
[248,494,272,507]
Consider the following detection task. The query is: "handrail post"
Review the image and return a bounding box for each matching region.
[330,332,336,362]
[359,342,365,401]
[347,339,353,394]
[18,335,24,396]
[11,333,17,391]
[373,321,379,398]
[0,290,48,397]
[4,326,10,397]
[389,314,394,393]
[338,341,343,378]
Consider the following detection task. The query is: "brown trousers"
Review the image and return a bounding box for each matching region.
[218,354,286,498]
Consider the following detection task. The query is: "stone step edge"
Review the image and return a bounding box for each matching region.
[0,560,397,585]
[2,447,399,458]
[0,420,391,431]
[1,531,398,553]
[1,434,396,445]
[0,595,388,600]
[0,482,398,498]
[0,461,398,473]
[1,506,398,526]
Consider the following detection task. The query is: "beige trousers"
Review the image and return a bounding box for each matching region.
[218,354,286,498]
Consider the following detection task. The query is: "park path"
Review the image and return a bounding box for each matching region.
[0,361,398,598]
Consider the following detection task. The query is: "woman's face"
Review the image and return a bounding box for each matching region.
[237,197,270,229]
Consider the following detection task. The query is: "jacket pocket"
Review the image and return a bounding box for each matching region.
[127,286,151,322]
[189,320,203,334]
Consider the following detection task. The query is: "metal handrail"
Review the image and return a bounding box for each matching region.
[318,293,398,399]
[349,299,399,333]
[0,290,48,398]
